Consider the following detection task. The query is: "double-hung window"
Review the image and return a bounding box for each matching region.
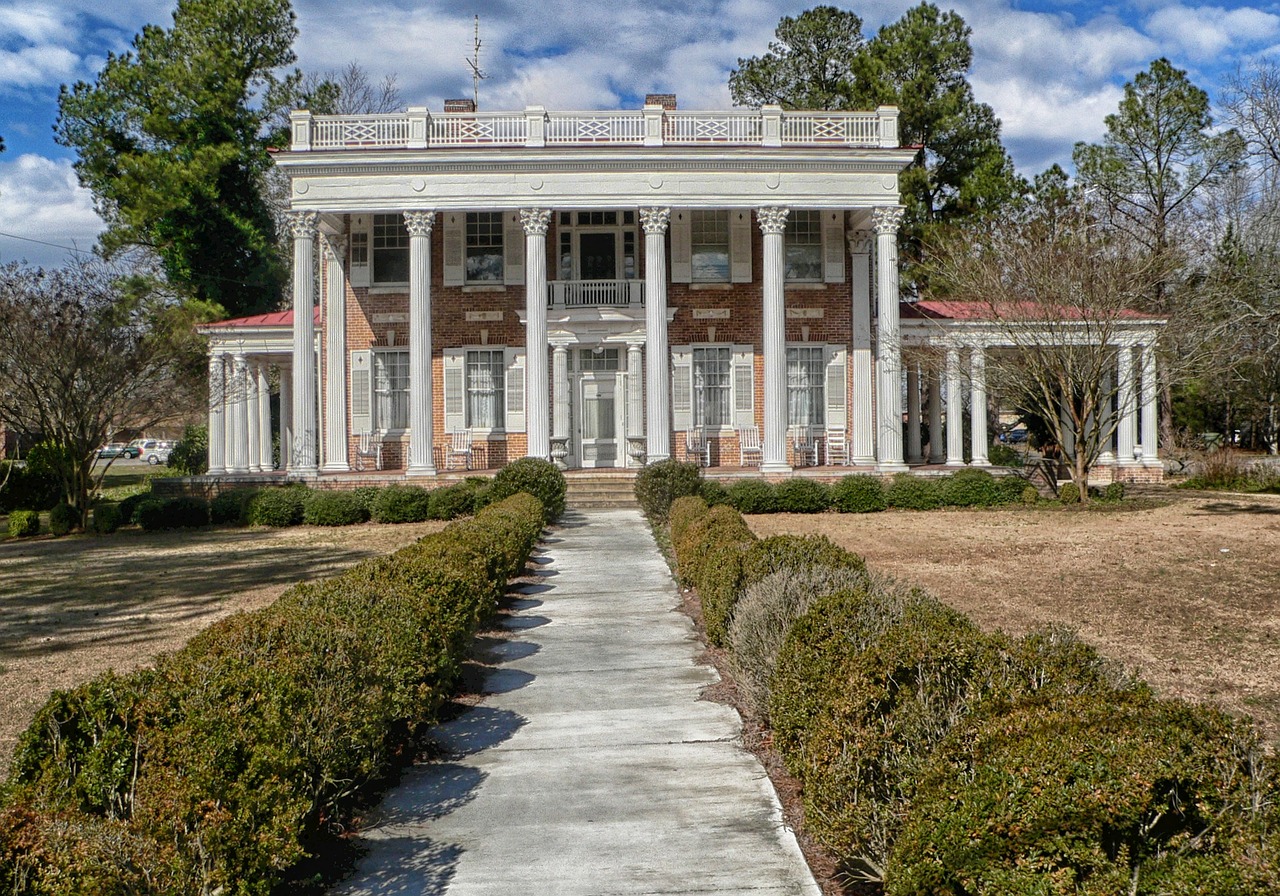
[784,210,823,281]
[690,211,730,282]
[466,212,504,283]
[787,346,826,426]
[373,350,409,430]
[692,346,732,427]
[372,214,409,284]
[466,349,506,429]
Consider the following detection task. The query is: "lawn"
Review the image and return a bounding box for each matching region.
[747,490,1280,747]
[0,519,446,777]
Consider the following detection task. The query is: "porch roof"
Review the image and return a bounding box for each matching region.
[200,308,320,330]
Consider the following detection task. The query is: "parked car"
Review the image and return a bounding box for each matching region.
[999,427,1029,444]
[141,439,173,465]
[99,442,141,459]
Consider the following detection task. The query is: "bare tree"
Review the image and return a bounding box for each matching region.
[0,259,183,526]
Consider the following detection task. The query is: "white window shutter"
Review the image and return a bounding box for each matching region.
[823,210,845,283]
[730,210,753,283]
[350,350,373,433]
[825,346,848,428]
[670,210,692,284]
[444,350,465,431]
[503,212,525,285]
[349,215,371,288]
[443,212,465,286]
[732,345,755,426]
[672,348,693,430]
[505,348,526,432]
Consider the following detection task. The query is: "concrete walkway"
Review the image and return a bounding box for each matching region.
[336,508,821,896]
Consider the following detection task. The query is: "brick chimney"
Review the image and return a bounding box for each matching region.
[444,98,477,113]
[644,93,677,110]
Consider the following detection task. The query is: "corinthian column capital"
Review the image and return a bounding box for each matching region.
[321,232,348,261]
[403,210,435,237]
[756,206,790,235]
[287,210,320,240]
[871,205,905,236]
[639,207,671,234]
[520,208,552,236]
[846,230,873,256]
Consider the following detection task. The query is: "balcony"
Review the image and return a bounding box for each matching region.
[548,280,644,308]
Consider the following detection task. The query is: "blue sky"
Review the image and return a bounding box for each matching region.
[2,0,1280,267]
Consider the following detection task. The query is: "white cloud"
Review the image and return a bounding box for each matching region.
[0,154,104,268]
[1145,5,1280,61]
[0,44,80,88]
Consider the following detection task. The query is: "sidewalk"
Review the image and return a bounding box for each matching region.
[336,508,820,896]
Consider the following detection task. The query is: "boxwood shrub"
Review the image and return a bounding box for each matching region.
[993,473,1028,504]
[349,485,383,515]
[1058,481,1081,504]
[698,477,731,507]
[49,503,75,537]
[885,473,943,510]
[302,490,369,527]
[772,478,830,513]
[668,495,709,548]
[940,468,1000,507]
[741,534,865,588]
[91,503,122,535]
[7,509,39,538]
[673,503,757,646]
[209,488,259,525]
[490,457,566,522]
[727,478,776,514]
[247,486,308,527]
[427,480,478,520]
[0,461,59,512]
[370,484,432,524]
[136,497,209,531]
[634,459,701,521]
[831,474,887,513]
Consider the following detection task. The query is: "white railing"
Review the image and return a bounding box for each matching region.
[292,106,900,152]
[549,280,645,307]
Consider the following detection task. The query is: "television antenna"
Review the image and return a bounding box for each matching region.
[465,15,487,109]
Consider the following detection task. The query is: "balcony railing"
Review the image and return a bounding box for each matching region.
[548,279,644,308]
[291,105,900,152]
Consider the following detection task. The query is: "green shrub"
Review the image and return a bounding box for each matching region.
[698,478,731,507]
[885,473,943,510]
[0,460,60,512]
[727,478,776,514]
[167,424,208,476]
[1058,481,1081,504]
[634,459,702,521]
[831,474,887,513]
[889,695,1279,896]
[1102,480,1126,502]
[992,473,1028,504]
[349,485,383,515]
[117,492,149,525]
[773,478,830,513]
[49,503,76,537]
[370,484,433,524]
[987,442,1023,467]
[302,490,369,527]
[741,534,865,588]
[490,457,566,522]
[91,503,122,535]
[465,476,495,511]
[729,563,870,720]
[428,481,478,520]
[209,487,259,525]
[1020,483,1040,505]
[135,496,209,531]
[673,504,757,646]
[248,486,308,527]
[7,509,39,538]
[668,495,709,548]
[940,468,1000,507]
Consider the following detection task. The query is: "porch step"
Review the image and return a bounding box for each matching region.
[564,473,639,509]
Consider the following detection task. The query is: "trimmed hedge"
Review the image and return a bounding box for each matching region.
[634,459,701,521]
[831,474,887,513]
[940,468,1000,507]
[210,488,260,526]
[302,490,369,527]
[7,509,39,538]
[0,461,60,513]
[136,497,209,531]
[247,486,307,527]
[772,478,830,513]
[885,473,943,510]
[370,484,432,524]
[727,478,776,514]
[672,502,757,646]
[490,457,565,522]
[91,503,122,535]
[1,494,545,896]
[49,503,75,537]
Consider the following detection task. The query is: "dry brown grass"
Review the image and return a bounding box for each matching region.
[0,521,446,777]
[748,491,1280,748]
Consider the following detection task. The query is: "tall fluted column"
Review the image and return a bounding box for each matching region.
[551,343,570,469]
[945,346,964,466]
[626,342,645,466]
[321,234,350,472]
[278,365,293,471]
[246,360,261,472]
[257,363,273,471]
[927,368,944,464]
[1140,343,1159,466]
[207,353,227,475]
[970,346,989,466]
[906,361,923,464]
[288,210,319,474]
[758,206,791,473]
[1099,371,1116,465]
[640,207,671,462]
[522,208,552,459]
[847,231,875,464]
[230,353,250,473]
[873,206,906,470]
[1117,345,1138,465]
[405,211,436,475]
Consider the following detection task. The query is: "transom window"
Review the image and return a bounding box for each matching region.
[372,214,409,284]
[787,346,825,425]
[691,211,730,282]
[466,212,504,282]
[466,349,505,429]
[692,346,732,427]
[784,210,823,281]
[374,350,409,430]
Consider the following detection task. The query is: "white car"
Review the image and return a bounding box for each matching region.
[140,439,173,465]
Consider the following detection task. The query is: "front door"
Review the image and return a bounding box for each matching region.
[574,347,624,468]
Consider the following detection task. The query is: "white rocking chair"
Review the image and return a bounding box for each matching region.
[790,425,819,467]
[354,430,382,472]
[824,426,850,466]
[738,424,763,467]
[445,430,474,471]
[685,426,710,467]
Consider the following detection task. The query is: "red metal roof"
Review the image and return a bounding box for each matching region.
[203,307,321,329]
[901,299,1158,322]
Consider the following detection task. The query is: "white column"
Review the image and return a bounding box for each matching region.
[873,206,906,470]
[321,234,350,472]
[246,359,261,472]
[945,346,964,466]
[278,365,293,471]
[405,210,436,475]
[758,206,791,473]
[626,342,644,466]
[230,353,250,473]
[288,210,319,474]
[970,346,989,466]
[1117,345,1138,465]
[848,231,875,464]
[522,208,552,460]
[257,363,272,471]
[207,353,227,475]
[906,361,923,464]
[927,368,944,464]
[641,208,671,462]
[551,343,570,469]
[1140,343,1159,466]
[1098,370,1115,465]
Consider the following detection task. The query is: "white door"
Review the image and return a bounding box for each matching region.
[577,373,621,468]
